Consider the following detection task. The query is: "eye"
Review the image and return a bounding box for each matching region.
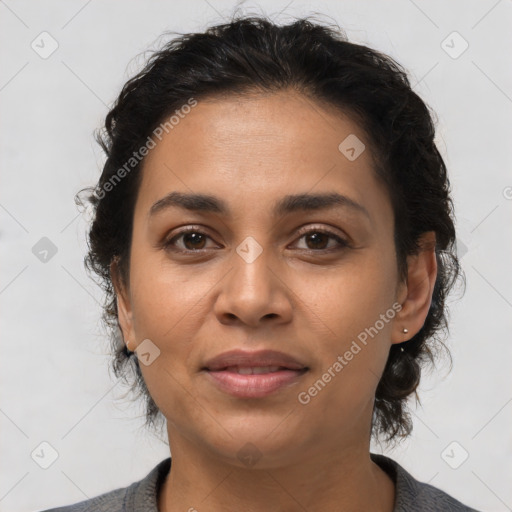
[291,227,349,252]
[163,227,218,252]
[162,225,350,254]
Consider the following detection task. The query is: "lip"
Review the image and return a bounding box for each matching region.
[203,349,307,371]
[202,349,309,399]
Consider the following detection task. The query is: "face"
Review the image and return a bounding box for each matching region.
[113,91,434,468]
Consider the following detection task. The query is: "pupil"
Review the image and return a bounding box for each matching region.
[307,233,327,249]
[184,233,205,249]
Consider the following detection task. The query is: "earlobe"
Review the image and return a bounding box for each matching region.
[392,231,437,345]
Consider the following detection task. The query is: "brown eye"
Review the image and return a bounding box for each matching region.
[304,232,330,250]
[293,228,349,252]
[163,226,349,254]
[181,232,207,250]
[164,229,216,252]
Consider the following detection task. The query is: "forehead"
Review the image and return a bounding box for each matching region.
[135,91,390,224]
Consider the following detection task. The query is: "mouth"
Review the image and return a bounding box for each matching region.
[202,350,309,398]
[204,367,309,398]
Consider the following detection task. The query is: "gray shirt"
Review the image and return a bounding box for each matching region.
[39,453,479,511]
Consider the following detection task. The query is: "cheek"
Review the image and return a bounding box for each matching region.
[297,254,397,406]
[297,302,394,432]
[129,251,215,338]
[305,251,398,339]
[127,251,220,407]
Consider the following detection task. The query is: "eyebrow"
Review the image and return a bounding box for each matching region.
[148,191,370,221]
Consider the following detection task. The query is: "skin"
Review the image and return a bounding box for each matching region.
[111,90,437,512]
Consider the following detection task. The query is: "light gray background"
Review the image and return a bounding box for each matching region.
[1,1,511,511]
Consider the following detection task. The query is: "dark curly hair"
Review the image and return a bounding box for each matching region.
[77,14,463,443]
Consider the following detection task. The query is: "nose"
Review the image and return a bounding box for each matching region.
[213,245,293,328]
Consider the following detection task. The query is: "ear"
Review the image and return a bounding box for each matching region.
[110,258,136,350]
[392,231,437,344]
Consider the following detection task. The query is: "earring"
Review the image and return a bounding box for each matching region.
[400,328,409,352]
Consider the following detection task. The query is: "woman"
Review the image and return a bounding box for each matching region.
[42,14,478,512]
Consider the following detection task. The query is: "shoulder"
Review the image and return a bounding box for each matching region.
[37,486,127,512]
[370,453,480,512]
[37,458,171,512]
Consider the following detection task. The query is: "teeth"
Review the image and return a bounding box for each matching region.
[226,366,282,375]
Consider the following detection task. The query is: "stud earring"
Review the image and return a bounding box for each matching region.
[400,328,409,352]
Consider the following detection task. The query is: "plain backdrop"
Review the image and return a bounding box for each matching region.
[1,1,511,511]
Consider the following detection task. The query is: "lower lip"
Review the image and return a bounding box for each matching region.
[204,369,307,398]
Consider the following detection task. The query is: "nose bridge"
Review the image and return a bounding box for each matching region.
[231,234,274,301]
[214,233,292,326]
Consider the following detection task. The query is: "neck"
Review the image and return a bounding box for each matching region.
[157,432,395,512]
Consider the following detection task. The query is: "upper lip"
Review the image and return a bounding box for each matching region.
[203,349,308,371]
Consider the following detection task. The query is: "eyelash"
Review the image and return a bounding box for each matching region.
[162,225,350,254]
